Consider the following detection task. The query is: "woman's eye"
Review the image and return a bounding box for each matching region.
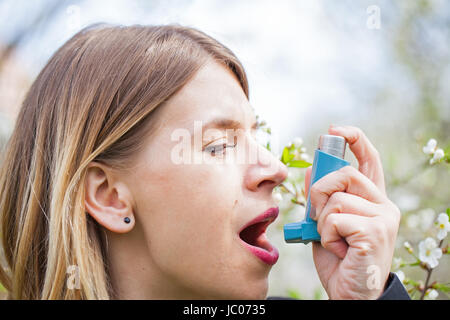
[204,142,236,156]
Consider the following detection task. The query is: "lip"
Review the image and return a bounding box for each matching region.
[238,207,279,266]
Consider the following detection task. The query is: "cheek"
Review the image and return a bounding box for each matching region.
[132,161,242,274]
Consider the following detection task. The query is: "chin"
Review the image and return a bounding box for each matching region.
[224,279,269,300]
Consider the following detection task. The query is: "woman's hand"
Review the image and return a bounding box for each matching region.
[305,125,401,299]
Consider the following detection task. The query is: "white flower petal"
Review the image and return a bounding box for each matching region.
[272,191,283,204]
[293,137,303,148]
[425,237,437,250]
[437,213,450,225]
[419,252,427,263]
[394,270,405,283]
[300,153,309,161]
[426,289,438,300]
[437,229,447,240]
[418,240,426,252]
[433,148,444,161]
[428,258,438,269]
[423,146,434,155]
[433,248,443,260]
[426,138,437,149]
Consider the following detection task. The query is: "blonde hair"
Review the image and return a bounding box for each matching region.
[0,23,249,299]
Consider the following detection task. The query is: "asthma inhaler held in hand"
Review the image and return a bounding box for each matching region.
[284,134,350,244]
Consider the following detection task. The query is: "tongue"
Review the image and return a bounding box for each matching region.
[240,221,271,251]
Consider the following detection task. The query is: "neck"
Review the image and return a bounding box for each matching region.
[105,226,206,299]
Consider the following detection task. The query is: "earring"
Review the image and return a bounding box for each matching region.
[124,217,131,224]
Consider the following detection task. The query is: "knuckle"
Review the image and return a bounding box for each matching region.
[357,225,367,235]
[328,192,345,213]
[320,232,335,249]
[371,220,388,244]
[340,165,354,175]
[356,242,373,256]
[326,213,339,228]
[340,165,358,182]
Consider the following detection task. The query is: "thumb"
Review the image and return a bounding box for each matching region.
[305,166,312,197]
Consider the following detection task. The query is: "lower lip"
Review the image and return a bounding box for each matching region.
[240,236,279,266]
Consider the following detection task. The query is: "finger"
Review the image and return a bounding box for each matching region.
[314,191,381,231]
[319,213,375,258]
[328,125,386,195]
[305,166,312,197]
[310,165,385,218]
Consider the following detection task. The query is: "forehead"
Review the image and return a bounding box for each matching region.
[159,60,255,128]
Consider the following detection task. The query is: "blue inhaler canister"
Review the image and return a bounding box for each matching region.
[283,134,350,244]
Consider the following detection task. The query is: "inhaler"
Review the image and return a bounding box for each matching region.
[284,134,350,244]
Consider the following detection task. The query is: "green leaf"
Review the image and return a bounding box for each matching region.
[313,287,323,300]
[444,144,450,154]
[281,146,290,163]
[287,160,312,168]
[446,208,450,219]
[265,141,271,151]
[432,283,450,293]
[286,289,302,300]
[281,147,295,163]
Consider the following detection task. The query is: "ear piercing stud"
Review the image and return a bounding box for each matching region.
[124,217,131,224]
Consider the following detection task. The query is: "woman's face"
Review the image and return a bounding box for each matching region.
[118,60,288,299]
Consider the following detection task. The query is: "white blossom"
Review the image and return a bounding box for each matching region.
[436,213,450,240]
[300,153,310,161]
[425,289,439,300]
[430,148,444,164]
[418,237,442,269]
[272,191,283,204]
[292,137,303,148]
[403,241,413,253]
[394,270,405,284]
[422,138,437,155]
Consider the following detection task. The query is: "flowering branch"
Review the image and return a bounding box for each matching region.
[419,239,445,300]
[391,137,449,300]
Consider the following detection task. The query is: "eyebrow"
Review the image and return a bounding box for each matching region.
[201,117,258,132]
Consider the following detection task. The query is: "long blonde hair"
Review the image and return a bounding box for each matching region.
[0,23,249,299]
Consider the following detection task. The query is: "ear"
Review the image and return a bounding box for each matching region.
[84,161,135,233]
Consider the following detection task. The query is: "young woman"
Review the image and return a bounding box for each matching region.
[0,23,408,299]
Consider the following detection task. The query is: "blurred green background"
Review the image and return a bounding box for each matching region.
[0,0,448,299]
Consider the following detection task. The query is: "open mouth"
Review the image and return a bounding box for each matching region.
[238,207,279,265]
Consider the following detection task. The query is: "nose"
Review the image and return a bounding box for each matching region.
[245,144,288,193]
